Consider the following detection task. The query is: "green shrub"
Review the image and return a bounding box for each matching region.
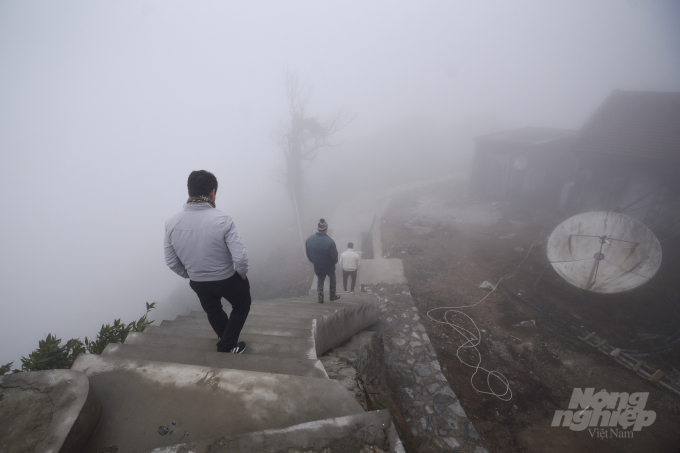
[18,302,156,372]
[84,302,157,355]
[20,334,86,371]
[1,362,14,375]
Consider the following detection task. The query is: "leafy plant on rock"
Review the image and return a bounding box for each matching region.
[19,302,156,371]
[1,362,14,375]
[84,302,156,354]
[20,334,86,371]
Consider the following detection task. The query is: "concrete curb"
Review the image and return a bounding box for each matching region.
[0,369,101,453]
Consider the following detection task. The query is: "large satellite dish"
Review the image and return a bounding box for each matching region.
[546,211,662,293]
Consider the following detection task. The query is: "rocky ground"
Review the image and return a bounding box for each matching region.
[379,179,680,453]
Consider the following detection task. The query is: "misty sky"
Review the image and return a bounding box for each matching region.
[1,1,679,367]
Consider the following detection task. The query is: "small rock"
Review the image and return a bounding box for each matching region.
[466,422,481,440]
[513,320,536,327]
[478,281,495,291]
[444,437,461,449]
[445,416,459,430]
[514,341,534,353]
[414,364,432,377]
[426,344,437,356]
[426,383,440,394]
[449,401,466,417]
[443,385,457,398]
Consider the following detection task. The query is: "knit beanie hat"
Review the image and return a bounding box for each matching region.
[318,218,329,231]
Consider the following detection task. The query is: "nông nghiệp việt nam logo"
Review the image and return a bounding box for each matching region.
[552,388,655,434]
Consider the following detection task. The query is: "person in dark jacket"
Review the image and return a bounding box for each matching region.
[305,218,341,303]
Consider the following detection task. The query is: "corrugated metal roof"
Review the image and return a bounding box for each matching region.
[574,90,680,162]
[475,126,577,146]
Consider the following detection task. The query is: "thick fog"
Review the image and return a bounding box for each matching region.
[1,1,679,368]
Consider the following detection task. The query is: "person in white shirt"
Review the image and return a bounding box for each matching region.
[339,242,361,293]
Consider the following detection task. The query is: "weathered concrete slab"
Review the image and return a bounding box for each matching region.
[178,295,381,356]
[160,319,313,338]
[360,258,407,285]
[125,331,317,359]
[0,369,101,453]
[148,409,404,453]
[174,314,313,329]
[314,299,381,355]
[102,343,328,378]
[71,354,364,453]
[143,325,311,345]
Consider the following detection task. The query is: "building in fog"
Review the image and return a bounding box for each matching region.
[565,89,680,236]
[471,127,577,208]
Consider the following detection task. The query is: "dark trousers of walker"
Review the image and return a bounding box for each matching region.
[342,269,357,292]
[316,270,337,302]
[189,273,251,352]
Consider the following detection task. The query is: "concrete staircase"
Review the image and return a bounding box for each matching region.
[71,293,402,453]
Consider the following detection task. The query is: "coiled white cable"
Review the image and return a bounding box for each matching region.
[426,228,545,401]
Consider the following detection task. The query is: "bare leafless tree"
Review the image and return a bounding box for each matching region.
[273,72,353,250]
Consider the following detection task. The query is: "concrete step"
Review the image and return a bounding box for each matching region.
[160,319,313,339]
[102,343,328,378]
[148,409,403,453]
[71,354,364,453]
[144,325,315,347]
[184,305,345,319]
[251,300,363,310]
[180,295,381,356]
[125,332,317,360]
[220,305,347,319]
[174,314,313,329]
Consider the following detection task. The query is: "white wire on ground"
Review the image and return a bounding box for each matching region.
[426,228,545,401]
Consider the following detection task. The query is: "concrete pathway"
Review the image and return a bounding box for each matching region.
[70,294,403,453]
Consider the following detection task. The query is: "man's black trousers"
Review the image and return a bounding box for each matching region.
[342,270,357,292]
[189,273,251,352]
[316,269,338,303]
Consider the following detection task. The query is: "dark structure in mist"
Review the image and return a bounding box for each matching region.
[471,127,577,207]
[471,90,680,241]
[566,90,680,237]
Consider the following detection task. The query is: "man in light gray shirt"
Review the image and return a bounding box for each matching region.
[164,170,250,354]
